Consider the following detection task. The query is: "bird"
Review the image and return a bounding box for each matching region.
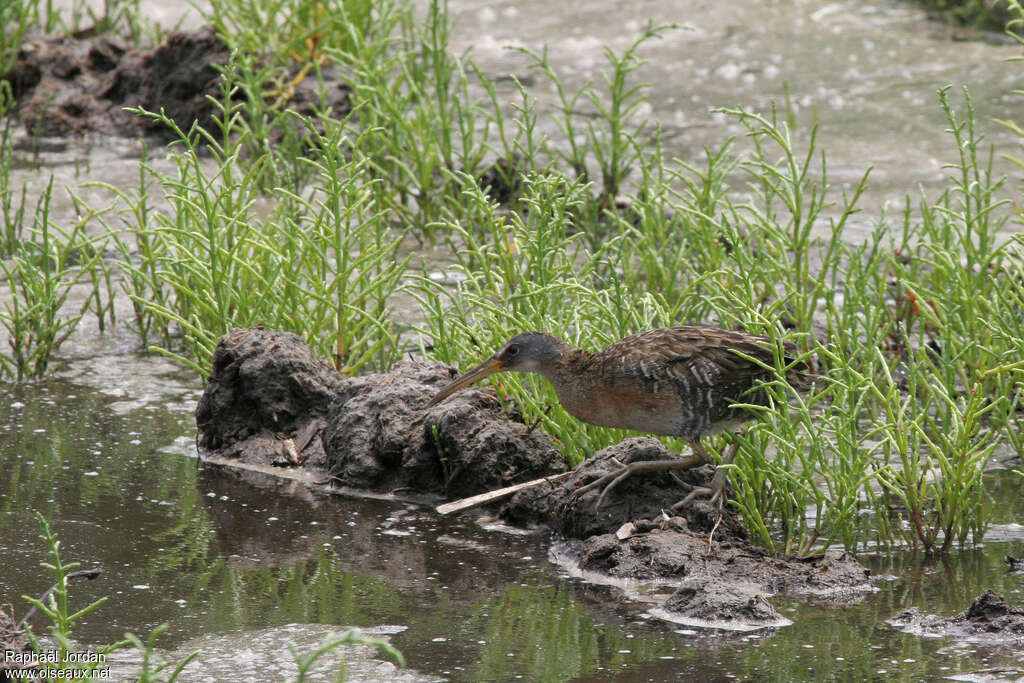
[425,326,815,509]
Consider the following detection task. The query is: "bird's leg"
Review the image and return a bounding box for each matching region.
[672,440,739,511]
[571,442,709,510]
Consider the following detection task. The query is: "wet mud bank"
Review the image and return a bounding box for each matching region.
[197,327,875,631]
[196,327,565,498]
[2,28,350,140]
[888,590,1024,643]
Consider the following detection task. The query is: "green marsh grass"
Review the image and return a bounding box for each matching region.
[3,0,1021,556]
[101,141,174,348]
[0,1,31,77]
[0,177,105,380]
[203,0,377,71]
[514,22,681,203]
[333,0,496,239]
[101,94,408,375]
[2,0,164,50]
[0,82,27,257]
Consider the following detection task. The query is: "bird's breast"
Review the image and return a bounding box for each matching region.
[551,374,690,437]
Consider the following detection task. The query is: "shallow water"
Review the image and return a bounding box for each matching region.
[1,372,1023,680]
[8,0,1024,247]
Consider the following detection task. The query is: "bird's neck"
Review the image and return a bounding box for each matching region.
[535,346,598,424]
[538,346,593,390]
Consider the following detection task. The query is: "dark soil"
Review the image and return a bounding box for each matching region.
[195,326,345,469]
[501,437,744,541]
[2,28,350,141]
[888,590,1024,643]
[561,517,871,630]
[478,155,525,204]
[195,326,877,631]
[661,578,790,631]
[197,327,566,499]
[576,526,870,596]
[327,360,567,498]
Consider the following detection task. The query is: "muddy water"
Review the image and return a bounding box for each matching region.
[1,377,1023,680]
[3,0,1024,679]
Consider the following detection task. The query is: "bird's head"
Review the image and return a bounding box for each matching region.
[425,332,565,408]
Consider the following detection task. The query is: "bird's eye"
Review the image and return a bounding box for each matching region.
[506,344,520,356]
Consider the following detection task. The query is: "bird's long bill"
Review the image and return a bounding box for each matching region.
[426,357,505,408]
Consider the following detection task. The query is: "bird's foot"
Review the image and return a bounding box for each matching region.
[671,467,729,511]
[570,455,705,511]
[671,442,738,511]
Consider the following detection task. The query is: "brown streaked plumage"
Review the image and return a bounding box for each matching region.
[426,326,814,509]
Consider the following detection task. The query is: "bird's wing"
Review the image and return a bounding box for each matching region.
[598,326,787,393]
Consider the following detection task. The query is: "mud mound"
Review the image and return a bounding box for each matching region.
[888,590,1024,643]
[326,363,567,498]
[3,28,351,140]
[660,578,791,631]
[5,29,228,138]
[501,437,745,541]
[100,28,230,138]
[577,527,871,596]
[195,327,346,468]
[497,437,878,631]
[196,327,566,499]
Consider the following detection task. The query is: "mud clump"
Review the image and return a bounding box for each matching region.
[3,28,350,140]
[501,435,873,629]
[5,29,229,138]
[577,528,871,597]
[661,579,791,631]
[196,327,566,499]
[572,524,871,629]
[99,28,231,139]
[196,327,345,469]
[325,361,566,498]
[889,590,1024,643]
